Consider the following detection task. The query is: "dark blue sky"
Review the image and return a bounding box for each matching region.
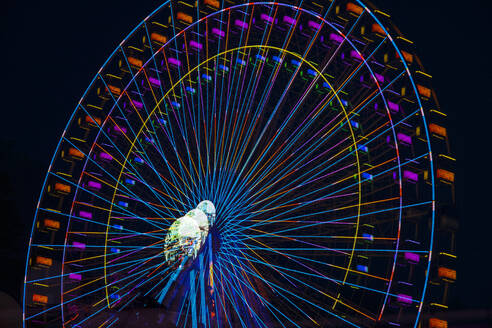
[1,0,488,310]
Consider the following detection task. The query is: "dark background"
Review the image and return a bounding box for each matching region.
[0,0,489,322]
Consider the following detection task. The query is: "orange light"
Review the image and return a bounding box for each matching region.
[417,84,431,98]
[68,147,84,160]
[54,183,71,194]
[128,57,143,68]
[150,33,167,44]
[438,267,456,281]
[346,2,363,15]
[429,123,447,137]
[33,294,48,304]
[44,219,60,229]
[429,318,448,328]
[107,85,121,96]
[437,169,455,183]
[399,50,414,64]
[85,115,102,126]
[177,12,193,24]
[36,256,53,266]
[204,0,220,9]
[371,23,384,35]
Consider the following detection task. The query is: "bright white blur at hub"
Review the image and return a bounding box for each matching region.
[164,201,216,263]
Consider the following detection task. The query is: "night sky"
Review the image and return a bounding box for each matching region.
[1,0,489,316]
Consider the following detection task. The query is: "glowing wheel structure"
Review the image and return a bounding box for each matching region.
[23,1,458,327]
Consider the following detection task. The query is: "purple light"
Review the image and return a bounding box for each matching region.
[350,50,362,60]
[396,294,412,306]
[234,19,248,29]
[149,76,161,87]
[403,170,418,182]
[375,73,384,83]
[211,28,225,38]
[168,57,181,67]
[99,152,112,161]
[307,20,321,30]
[132,100,143,109]
[329,33,344,43]
[72,242,86,250]
[404,252,420,263]
[388,101,400,113]
[397,133,412,145]
[113,126,127,134]
[69,273,82,281]
[87,181,102,190]
[260,13,274,23]
[79,210,92,219]
[283,16,296,25]
[190,40,203,50]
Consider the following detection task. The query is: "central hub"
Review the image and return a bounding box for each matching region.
[164,201,216,263]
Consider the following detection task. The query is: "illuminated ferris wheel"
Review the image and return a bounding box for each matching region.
[23,1,458,327]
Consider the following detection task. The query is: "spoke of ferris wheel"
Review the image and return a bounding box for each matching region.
[216,255,300,328]
[212,3,304,203]
[236,65,404,207]
[26,246,165,284]
[167,1,205,202]
[113,58,192,213]
[212,262,254,328]
[79,104,186,216]
[62,137,180,222]
[95,76,192,211]
[219,68,406,219]
[26,252,171,321]
[225,250,381,322]
[222,151,428,234]
[226,35,390,198]
[216,9,365,205]
[229,244,389,286]
[229,137,424,227]
[48,171,168,232]
[79,107,185,214]
[72,257,172,327]
[218,250,362,328]
[229,201,433,243]
[214,9,258,194]
[37,207,163,245]
[227,250,380,321]
[218,4,283,179]
[220,107,420,227]
[212,260,271,328]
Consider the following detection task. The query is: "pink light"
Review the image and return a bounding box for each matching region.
[149,76,161,87]
[87,181,102,190]
[397,133,412,145]
[211,28,225,38]
[396,294,412,306]
[234,19,248,29]
[168,57,181,67]
[99,152,112,161]
[307,20,321,30]
[403,170,418,182]
[283,16,296,25]
[404,252,420,263]
[72,242,86,250]
[388,101,399,113]
[260,13,274,23]
[69,273,82,281]
[329,33,344,43]
[375,73,384,83]
[190,40,203,50]
[79,211,92,219]
[132,100,143,109]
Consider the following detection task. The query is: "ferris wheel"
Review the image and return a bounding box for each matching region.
[23,0,458,327]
